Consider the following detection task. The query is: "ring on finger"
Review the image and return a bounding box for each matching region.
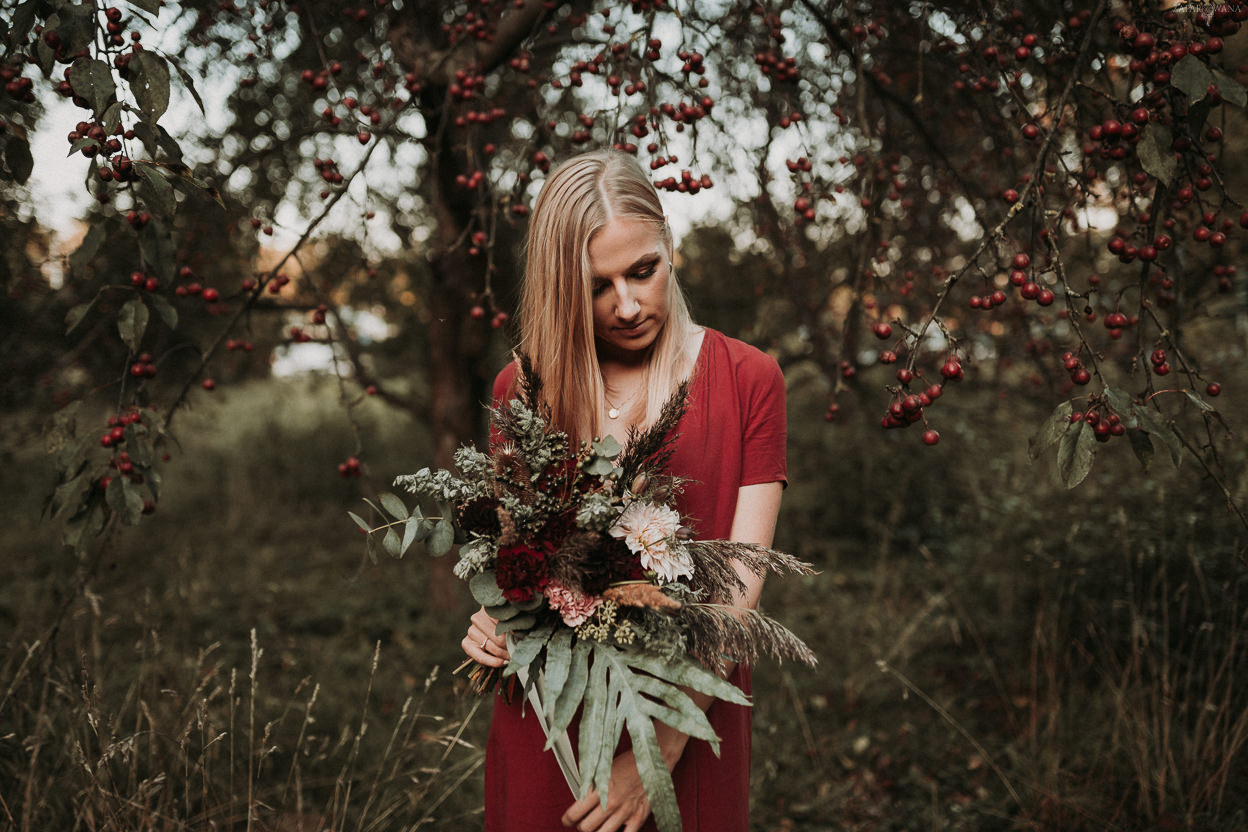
[480,637,489,649]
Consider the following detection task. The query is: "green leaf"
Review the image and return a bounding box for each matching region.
[577,645,613,801]
[43,401,82,455]
[135,162,175,215]
[541,629,574,716]
[494,613,537,634]
[56,3,96,56]
[69,57,116,115]
[65,298,97,334]
[1138,123,1176,188]
[107,477,144,526]
[7,1,38,47]
[623,649,750,706]
[623,687,681,832]
[427,517,455,556]
[5,135,33,185]
[505,623,553,675]
[146,467,162,500]
[593,435,623,457]
[101,102,124,135]
[69,223,107,274]
[1172,55,1213,105]
[1104,388,1138,429]
[470,569,506,607]
[1127,429,1154,471]
[1056,419,1095,488]
[380,492,409,520]
[348,511,372,533]
[148,293,178,330]
[550,638,592,735]
[126,0,161,13]
[117,297,149,353]
[130,51,171,121]
[1028,400,1074,461]
[49,470,90,520]
[383,527,401,557]
[163,52,205,115]
[584,457,617,476]
[400,506,426,553]
[1183,390,1214,412]
[1132,405,1183,466]
[66,136,101,157]
[124,425,154,467]
[1188,99,1211,139]
[1212,69,1247,108]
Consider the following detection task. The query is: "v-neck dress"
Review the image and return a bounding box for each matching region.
[483,327,788,831]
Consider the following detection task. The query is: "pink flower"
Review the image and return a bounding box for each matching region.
[545,581,602,627]
[609,501,692,583]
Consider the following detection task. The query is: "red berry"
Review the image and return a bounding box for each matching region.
[1003,188,1020,204]
[1072,368,1091,385]
[1012,253,1030,269]
[1206,382,1221,397]
[202,378,215,390]
[922,430,940,446]
[872,322,893,339]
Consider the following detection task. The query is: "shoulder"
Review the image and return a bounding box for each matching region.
[492,360,519,404]
[701,328,784,391]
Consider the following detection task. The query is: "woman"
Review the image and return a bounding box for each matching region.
[461,149,787,832]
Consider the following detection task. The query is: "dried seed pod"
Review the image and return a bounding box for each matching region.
[603,581,682,610]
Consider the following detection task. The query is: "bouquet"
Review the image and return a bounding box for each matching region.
[351,357,816,832]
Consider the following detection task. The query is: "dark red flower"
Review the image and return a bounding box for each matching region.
[456,496,501,536]
[495,543,549,603]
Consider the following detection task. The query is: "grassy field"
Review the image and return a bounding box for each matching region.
[2,369,1247,831]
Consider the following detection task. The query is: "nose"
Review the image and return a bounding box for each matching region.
[614,281,641,320]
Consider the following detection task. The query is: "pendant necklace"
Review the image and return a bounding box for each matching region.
[604,385,640,420]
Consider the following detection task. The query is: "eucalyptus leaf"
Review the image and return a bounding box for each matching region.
[69,57,116,114]
[117,297,149,353]
[584,457,617,476]
[470,569,506,607]
[593,435,623,457]
[5,135,33,184]
[380,492,409,520]
[495,614,538,633]
[427,517,455,556]
[348,511,372,533]
[1137,123,1176,187]
[1172,55,1213,104]
[400,509,426,554]
[130,51,171,121]
[1028,400,1074,461]
[1056,419,1096,488]
[383,527,401,557]
[1128,429,1155,471]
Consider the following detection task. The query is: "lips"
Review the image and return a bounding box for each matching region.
[615,319,649,337]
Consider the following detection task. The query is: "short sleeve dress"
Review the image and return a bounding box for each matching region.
[483,327,787,832]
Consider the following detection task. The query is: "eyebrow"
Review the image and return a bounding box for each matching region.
[591,252,662,281]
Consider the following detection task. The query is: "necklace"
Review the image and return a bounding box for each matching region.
[604,385,640,420]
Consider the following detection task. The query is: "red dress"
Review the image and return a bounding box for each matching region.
[484,328,788,831]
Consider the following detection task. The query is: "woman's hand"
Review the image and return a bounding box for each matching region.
[462,605,509,668]
[561,750,652,832]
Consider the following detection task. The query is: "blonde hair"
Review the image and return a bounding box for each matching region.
[516,149,697,441]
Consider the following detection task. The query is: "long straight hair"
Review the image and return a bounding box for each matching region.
[517,149,696,441]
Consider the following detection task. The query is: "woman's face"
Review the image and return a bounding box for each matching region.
[587,216,670,363]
